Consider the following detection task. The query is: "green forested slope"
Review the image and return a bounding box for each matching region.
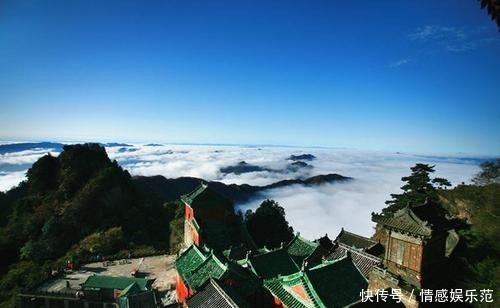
[439,183,500,296]
[0,144,180,307]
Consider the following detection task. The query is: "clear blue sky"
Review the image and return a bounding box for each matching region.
[0,1,499,154]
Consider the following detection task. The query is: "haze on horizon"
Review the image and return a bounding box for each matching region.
[1,1,499,155]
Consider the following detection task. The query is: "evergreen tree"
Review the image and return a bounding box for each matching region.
[432,177,452,189]
[245,199,294,249]
[383,163,443,215]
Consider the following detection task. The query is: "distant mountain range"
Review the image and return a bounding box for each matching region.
[133,173,351,203]
[219,159,314,176]
[0,142,132,154]
[287,154,316,161]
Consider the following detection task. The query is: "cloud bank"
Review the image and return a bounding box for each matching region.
[0,143,484,239]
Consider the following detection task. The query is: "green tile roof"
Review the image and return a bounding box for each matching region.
[248,248,299,279]
[175,245,207,280]
[223,262,261,296]
[334,228,377,250]
[181,183,233,210]
[118,282,141,297]
[327,243,381,278]
[263,257,367,308]
[306,257,367,308]
[372,206,433,238]
[176,245,260,295]
[264,272,318,308]
[181,183,208,204]
[184,253,228,290]
[186,279,251,308]
[286,233,320,265]
[81,275,152,291]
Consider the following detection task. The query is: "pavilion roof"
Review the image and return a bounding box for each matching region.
[186,279,251,308]
[176,245,260,295]
[334,228,377,250]
[327,243,382,278]
[263,256,367,308]
[175,244,207,280]
[286,233,321,265]
[81,275,153,291]
[247,247,299,279]
[372,206,434,238]
[185,253,228,290]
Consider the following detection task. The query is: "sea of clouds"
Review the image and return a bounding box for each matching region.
[0,142,484,239]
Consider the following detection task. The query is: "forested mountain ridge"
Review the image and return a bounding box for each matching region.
[0,144,175,307]
[133,173,350,203]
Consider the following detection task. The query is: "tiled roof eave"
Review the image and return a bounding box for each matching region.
[337,243,382,262]
[263,279,313,308]
[175,245,208,283]
[300,274,326,308]
[372,214,432,238]
[186,279,246,308]
[185,253,229,290]
[181,183,208,204]
[335,229,377,249]
[383,224,432,239]
[209,279,240,308]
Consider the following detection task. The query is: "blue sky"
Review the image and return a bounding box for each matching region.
[0,1,499,154]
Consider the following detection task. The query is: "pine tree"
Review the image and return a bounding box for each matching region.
[383,163,441,215]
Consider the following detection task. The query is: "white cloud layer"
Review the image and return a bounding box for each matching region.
[0,171,28,192]
[0,143,483,240]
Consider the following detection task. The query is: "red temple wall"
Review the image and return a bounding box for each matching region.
[185,204,194,220]
[192,228,200,246]
[176,274,190,303]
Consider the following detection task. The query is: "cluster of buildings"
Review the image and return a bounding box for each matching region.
[19,273,160,308]
[18,255,177,308]
[176,184,459,308]
[18,183,459,307]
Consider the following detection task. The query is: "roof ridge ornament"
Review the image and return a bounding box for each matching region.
[301,260,308,271]
[245,250,251,261]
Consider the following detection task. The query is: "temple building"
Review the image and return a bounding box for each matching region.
[175,232,370,307]
[19,275,158,308]
[175,244,261,306]
[368,201,459,307]
[81,276,157,308]
[181,183,255,252]
[176,183,395,307]
[314,229,383,279]
[327,243,382,279]
[181,183,233,247]
[286,233,328,267]
[246,246,300,280]
[241,235,367,308]
[262,256,367,308]
[333,228,384,257]
[186,279,251,308]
